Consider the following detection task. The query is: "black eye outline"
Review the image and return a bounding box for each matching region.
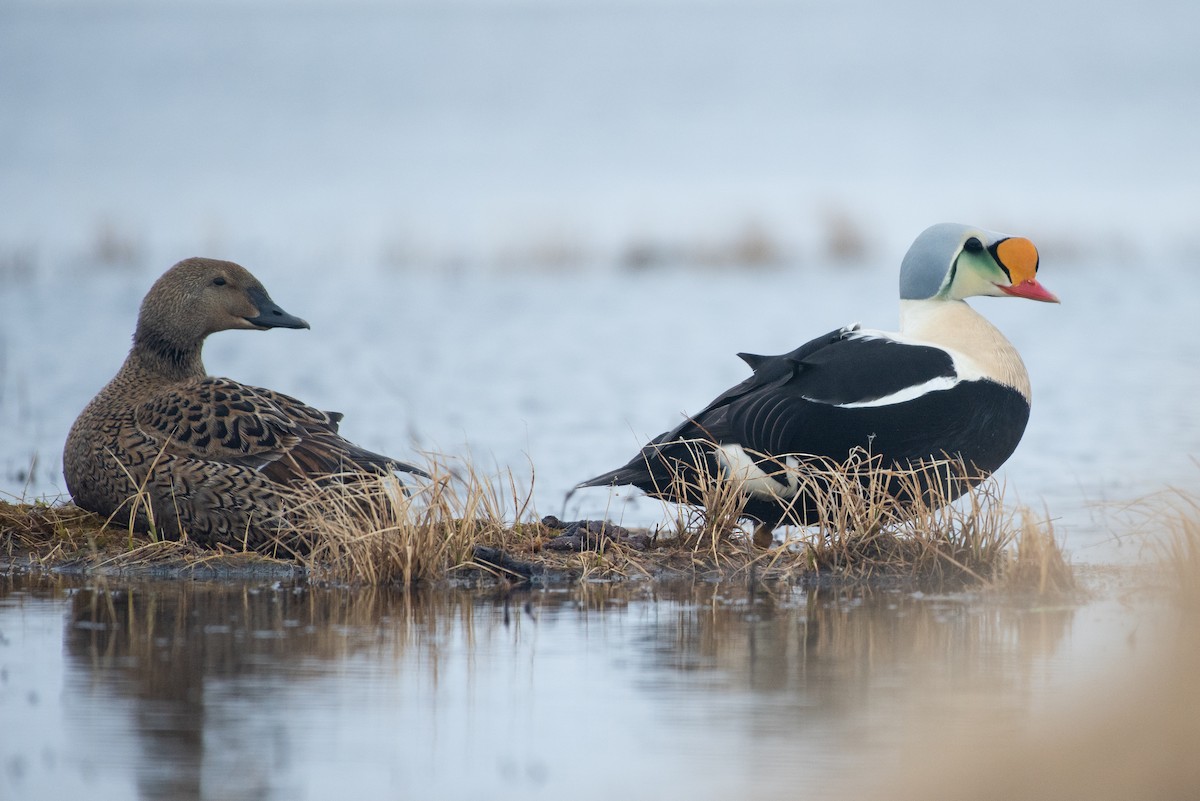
[212,277,227,286]
[963,237,984,254]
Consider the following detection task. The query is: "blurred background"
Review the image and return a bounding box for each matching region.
[2,0,1198,542]
[3,0,1197,272]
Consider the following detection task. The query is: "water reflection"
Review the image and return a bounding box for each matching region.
[27,578,1078,799]
[599,581,1076,772]
[633,581,1072,691]
[62,581,496,800]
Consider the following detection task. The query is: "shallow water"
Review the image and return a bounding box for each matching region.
[2,1,1199,798]
[0,572,1157,800]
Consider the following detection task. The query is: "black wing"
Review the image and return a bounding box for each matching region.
[656,326,955,444]
[579,326,979,490]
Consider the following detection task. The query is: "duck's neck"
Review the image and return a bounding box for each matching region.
[125,328,207,385]
[899,298,1031,400]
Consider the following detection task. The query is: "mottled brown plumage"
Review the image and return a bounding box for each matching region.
[63,257,426,552]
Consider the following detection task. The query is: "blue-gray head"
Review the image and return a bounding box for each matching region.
[899,223,1058,303]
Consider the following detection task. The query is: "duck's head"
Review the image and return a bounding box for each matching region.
[136,258,309,347]
[899,223,1059,304]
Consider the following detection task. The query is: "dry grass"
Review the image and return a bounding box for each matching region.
[0,495,297,577]
[645,445,1069,588]
[0,496,110,561]
[1150,486,1200,605]
[280,456,536,585]
[787,451,1012,582]
[3,450,1071,591]
[653,439,751,562]
[996,506,1075,594]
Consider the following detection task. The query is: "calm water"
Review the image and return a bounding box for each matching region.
[0,573,1156,800]
[2,1,1199,798]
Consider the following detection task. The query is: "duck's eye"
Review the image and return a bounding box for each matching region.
[963,237,984,253]
[213,277,227,286]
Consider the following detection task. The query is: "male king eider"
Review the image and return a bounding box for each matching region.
[63,258,428,552]
[576,223,1058,543]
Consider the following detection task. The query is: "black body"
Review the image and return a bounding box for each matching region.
[580,327,1031,528]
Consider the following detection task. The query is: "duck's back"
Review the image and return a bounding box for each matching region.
[63,367,296,549]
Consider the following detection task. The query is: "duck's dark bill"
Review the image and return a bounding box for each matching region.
[245,287,310,329]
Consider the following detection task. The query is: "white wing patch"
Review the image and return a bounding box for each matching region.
[843,324,885,342]
[804,323,991,407]
[716,444,801,500]
[831,375,962,408]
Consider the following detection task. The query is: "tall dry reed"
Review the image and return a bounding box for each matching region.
[648,443,1065,584]
[281,456,533,585]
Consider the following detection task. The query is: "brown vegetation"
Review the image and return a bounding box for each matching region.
[0,497,302,579]
[3,452,1072,593]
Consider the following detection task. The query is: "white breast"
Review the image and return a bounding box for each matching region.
[895,299,1032,401]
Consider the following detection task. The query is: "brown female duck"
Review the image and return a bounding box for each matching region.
[63,257,427,551]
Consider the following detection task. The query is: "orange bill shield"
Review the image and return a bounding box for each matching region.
[994,237,1059,303]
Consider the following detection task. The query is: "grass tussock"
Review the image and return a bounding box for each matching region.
[786,452,1011,582]
[0,495,297,577]
[3,450,1072,592]
[997,508,1075,594]
[282,457,534,585]
[652,445,1069,588]
[1144,485,1200,605]
[1,497,109,561]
